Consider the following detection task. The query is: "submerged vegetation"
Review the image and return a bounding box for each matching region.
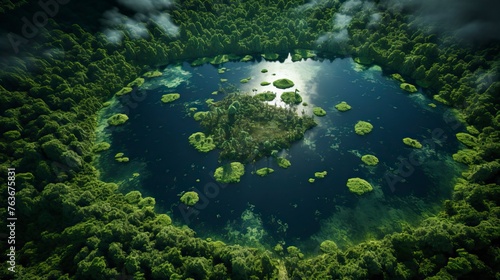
[256,167,274,177]
[0,0,498,278]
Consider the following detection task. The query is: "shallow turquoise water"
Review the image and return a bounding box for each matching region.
[97,56,463,250]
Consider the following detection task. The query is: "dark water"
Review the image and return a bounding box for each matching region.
[97,57,463,250]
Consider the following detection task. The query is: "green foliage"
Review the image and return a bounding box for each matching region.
[161,93,181,103]
[276,157,291,168]
[346,178,373,195]
[280,91,302,105]
[313,107,326,116]
[114,153,129,163]
[391,73,406,83]
[403,137,423,148]
[93,142,111,153]
[127,77,145,88]
[308,178,315,183]
[456,132,478,147]
[261,69,268,73]
[262,53,280,61]
[3,130,21,140]
[107,114,129,126]
[180,191,200,206]
[188,132,216,153]
[400,83,418,93]
[260,81,271,86]
[214,162,245,183]
[143,70,163,78]
[198,94,316,162]
[256,167,274,177]
[240,77,251,83]
[273,79,295,89]
[193,111,208,121]
[254,91,276,101]
[361,155,379,166]
[354,121,373,135]
[335,101,352,112]
[315,171,327,178]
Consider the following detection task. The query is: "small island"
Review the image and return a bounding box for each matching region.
[214,162,245,183]
[273,78,295,89]
[107,113,129,126]
[354,121,373,135]
[346,178,373,195]
[161,93,180,103]
[276,157,291,168]
[313,107,327,117]
[315,171,328,178]
[256,167,274,177]
[180,191,199,206]
[254,91,276,102]
[335,101,352,112]
[361,155,379,166]
[194,93,316,162]
[403,137,423,148]
[281,91,302,105]
[400,83,418,93]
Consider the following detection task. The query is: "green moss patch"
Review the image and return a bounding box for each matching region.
[391,73,405,83]
[403,137,422,148]
[335,101,352,112]
[214,162,245,183]
[313,107,326,116]
[346,178,373,195]
[107,113,129,126]
[260,81,271,86]
[281,91,302,105]
[452,149,482,165]
[240,55,253,62]
[273,78,295,89]
[114,152,129,163]
[261,68,268,73]
[354,121,373,135]
[161,93,180,103]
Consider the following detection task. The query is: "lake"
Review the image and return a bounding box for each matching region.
[96,55,464,251]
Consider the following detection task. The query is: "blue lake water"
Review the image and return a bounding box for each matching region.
[96,56,464,250]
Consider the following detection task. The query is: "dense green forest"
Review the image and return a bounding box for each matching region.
[0,0,499,279]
